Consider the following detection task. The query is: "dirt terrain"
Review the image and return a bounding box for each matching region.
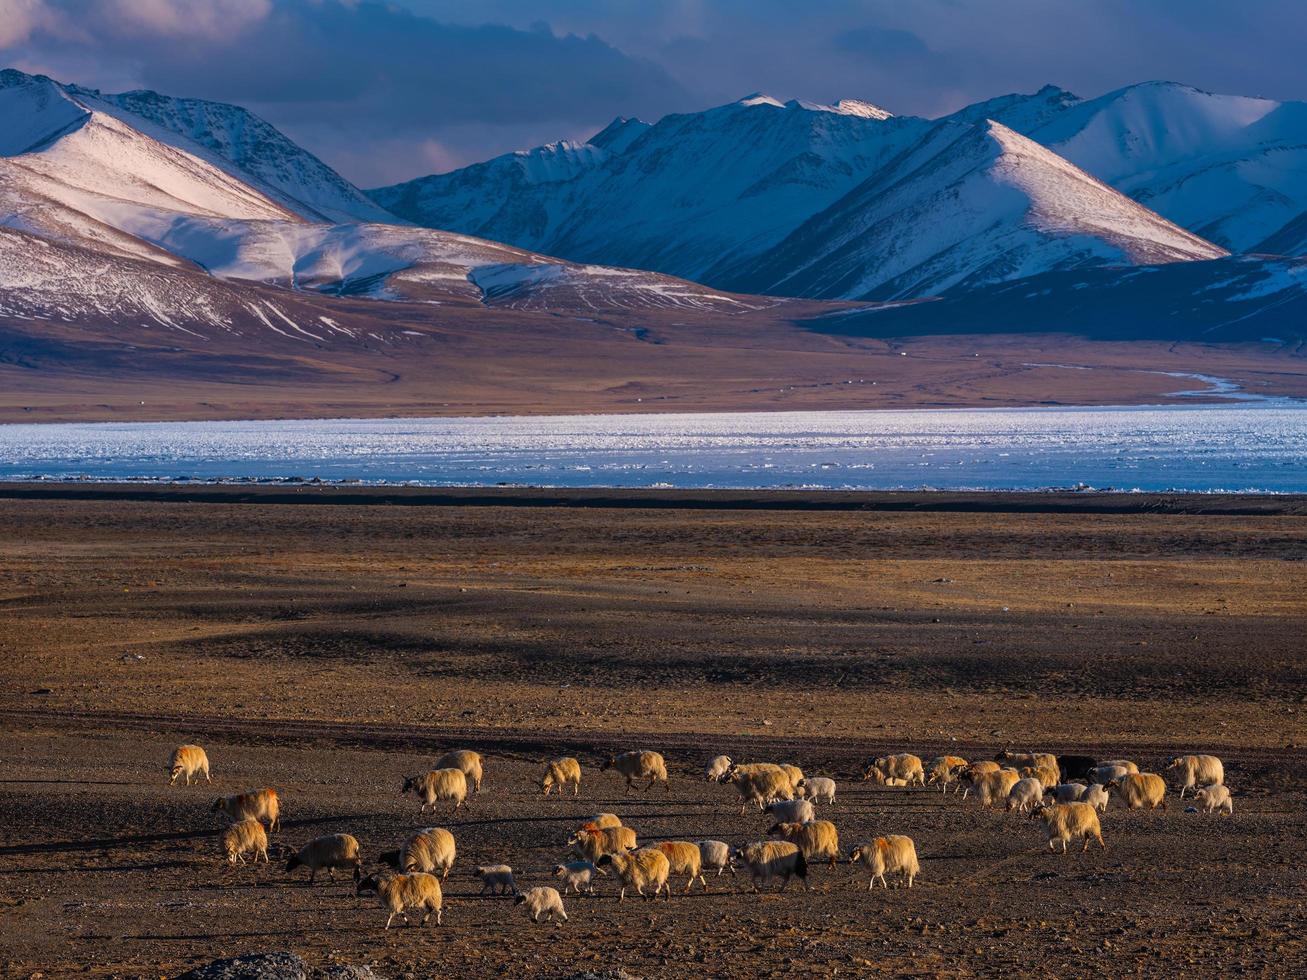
[1,488,1305,977]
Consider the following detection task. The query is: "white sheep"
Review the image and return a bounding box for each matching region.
[1082,784,1110,812]
[474,864,519,895]
[169,744,210,786]
[402,769,468,813]
[602,750,669,794]
[1166,755,1225,799]
[1049,782,1089,804]
[433,749,484,793]
[540,757,582,797]
[553,860,606,894]
[1006,777,1045,813]
[516,886,567,923]
[849,836,919,889]
[696,840,736,879]
[379,827,456,880]
[762,798,815,825]
[705,755,732,781]
[796,776,836,805]
[220,818,268,865]
[1090,764,1132,785]
[1193,783,1234,815]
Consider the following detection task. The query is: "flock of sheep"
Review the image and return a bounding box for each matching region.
[170,741,1232,929]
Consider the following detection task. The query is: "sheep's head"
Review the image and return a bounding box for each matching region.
[356,874,382,896]
[513,893,527,906]
[600,755,616,772]
[539,773,554,793]
[862,765,886,784]
[1165,757,1182,770]
[285,853,303,873]
[210,798,223,812]
[595,854,613,868]
[552,865,566,878]
[401,776,417,795]
[848,844,865,863]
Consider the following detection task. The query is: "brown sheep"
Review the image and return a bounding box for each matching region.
[655,840,706,892]
[357,872,442,928]
[433,749,484,793]
[568,826,637,863]
[735,840,808,892]
[602,750,669,794]
[212,789,279,831]
[220,818,268,865]
[768,819,841,867]
[597,847,671,901]
[1037,802,1105,853]
[285,833,362,884]
[849,836,919,889]
[169,744,210,786]
[540,757,582,797]
[1110,772,1167,810]
[402,769,468,813]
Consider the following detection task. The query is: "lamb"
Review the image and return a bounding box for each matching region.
[540,757,582,797]
[379,827,456,879]
[1082,784,1110,812]
[768,820,841,867]
[764,798,816,824]
[212,789,279,831]
[356,872,441,928]
[864,753,925,787]
[925,756,969,794]
[433,749,483,793]
[1110,772,1167,810]
[1193,783,1234,815]
[474,864,519,895]
[601,750,668,795]
[1037,802,1105,853]
[1056,755,1097,781]
[220,818,268,865]
[727,764,794,813]
[1006,777,1045,813]
[704,755,732,781]
[285,833,362,884]
[965,768,1020,806]
[169,744,210,786]
[568,826,637,863]
[734,840,808,892]
[1019,764,1061,792]
[596,847,671,901]
[402,769,468,813]
[696,840,736,879]
[553,860,606,894]
[1090,764,1132,786]
[654,840,706,892]
[515,886,567,923]
[577,812,622,833]
[795,776,837,805]
[1166,755,1225,799]
[849,836,919,889]
[1049,782,1089,804]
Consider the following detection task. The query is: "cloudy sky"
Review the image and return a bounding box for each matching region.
[4,0,1306,186]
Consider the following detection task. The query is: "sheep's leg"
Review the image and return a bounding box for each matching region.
[385,913,395,930]
[419,911,430,926]
[308,869,317,884]
[572,783,579,796]
[618,887,626,902]
[559,908,568,921]
[328,868,336,881]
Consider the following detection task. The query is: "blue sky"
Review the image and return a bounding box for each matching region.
[4,0,1305,185]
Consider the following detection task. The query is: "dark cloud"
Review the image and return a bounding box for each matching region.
[3,0,1307,184]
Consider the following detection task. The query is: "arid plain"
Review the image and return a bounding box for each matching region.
[1,488,1304,977]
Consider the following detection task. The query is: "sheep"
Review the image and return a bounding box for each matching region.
[925,756,969,794]
[1097,758,1139,774]
[169,744,210,786]
[996,749,1059,774]
[474,864,519,895]
[1049,782,1089,804]
[1082,784,1110,812]
[1166,755,1225,799]
[220,818,268,865]
[540,757,582,797]
[1090,764,1132,786]
[849,836,919,890]
[1110,772,1167,810]
[1019,764,1061,793]
[864,754,925,787]
[1193,783,1234,815]
[516,886,567,923]
[553,860,606,894]
[357,872,442,928]
[764,798,816,824]
[965,768,1020,806]
[1037,802,1105,853]
[433,749,483,793]
[602,750,668,795]
[779,763,805,788]
[596,847,671,901]
[1006,777,1045,813]
[727,764,794,813]
[795,776,837,805]
[768,820,840,867]
[696,840,736,879]
[654,841,706,892]
[1056,755,1097,781]
[734,840,808,892]
[578,812,622,832]
[966,760,1002,777]
[285,833,362,884]
[568,826,637,863]
[212,789,279,831]
[379,827,456,880]
[402,769,468,813]
[705,755,732,781]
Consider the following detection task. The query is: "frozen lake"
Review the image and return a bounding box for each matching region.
[1,404,1305,493]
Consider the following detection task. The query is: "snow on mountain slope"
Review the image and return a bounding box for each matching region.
[0,70,392,225]
[371,94,935,284]
[723,120,1225,301]
[961,81,1307,253]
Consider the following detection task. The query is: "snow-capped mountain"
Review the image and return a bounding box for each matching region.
[373,94,932,289]
[719,119,1224,301]
[967,81,1307,253]
[373,91,1228,301]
